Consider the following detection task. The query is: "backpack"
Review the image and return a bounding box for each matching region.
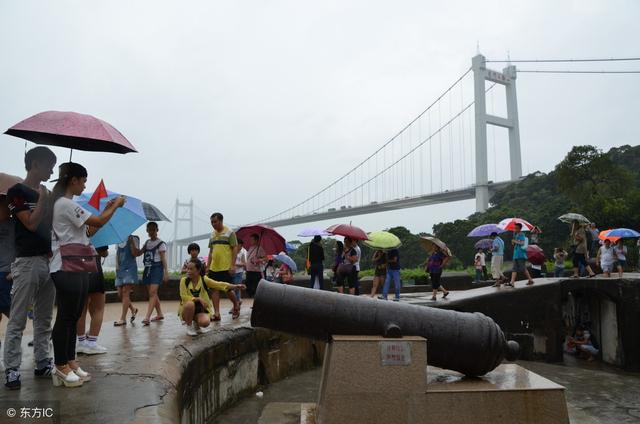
[143,240,166,267]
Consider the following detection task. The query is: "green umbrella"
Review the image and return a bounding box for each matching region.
[362,231,402,250]
[558,213,590,224]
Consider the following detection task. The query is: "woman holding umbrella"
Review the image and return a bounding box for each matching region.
[426,246,450,301]
[49,162,125,387]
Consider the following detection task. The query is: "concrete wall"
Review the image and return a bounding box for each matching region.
[600,298,620,365]
[177,328,325,424]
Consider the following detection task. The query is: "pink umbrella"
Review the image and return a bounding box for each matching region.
[4,111,137,154]
[235,224,286,256]
[326,223,369,241]
[526,245,545,266]
[498,217,534,232]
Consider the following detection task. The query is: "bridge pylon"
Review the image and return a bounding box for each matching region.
[472,54,522,212]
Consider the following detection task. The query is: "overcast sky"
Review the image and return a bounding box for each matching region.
[1,0,639,245]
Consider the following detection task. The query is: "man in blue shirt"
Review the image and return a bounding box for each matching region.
[380,248,401,301]
[490,232,506,286]
[508,223,534,286]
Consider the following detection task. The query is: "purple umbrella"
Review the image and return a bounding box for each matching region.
[4,111,137,154]
[297,228,330,237]
[474,239,494,250]
[467,223,506,238]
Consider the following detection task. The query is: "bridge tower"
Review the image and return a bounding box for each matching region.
[169,198,194,269]
[472,54,522,212]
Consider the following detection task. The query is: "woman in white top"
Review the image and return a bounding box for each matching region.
[596,239,616,278]
[614,239,627,278]
[49,163,124,387]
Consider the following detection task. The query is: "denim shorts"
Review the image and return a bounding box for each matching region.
[116,266,139,286]
[142,264,164,285]
[512,259,527,273]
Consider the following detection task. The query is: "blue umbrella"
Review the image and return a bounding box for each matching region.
[604,228,640,239]
[75,190,146,247]
[297,228,330,237]
[274,252,297,272]
[467,224,506,237]
[285,242,298,253]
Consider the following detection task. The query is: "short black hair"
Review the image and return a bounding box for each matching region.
[515,223,523,229]
[490,232,498,237]
[313,235,321,243]
[25,146,56,171]
[187,242,200,253]
[147,221,158,230]
[210,212,223,221]
[250,233,259,241]
[238,239,244,245]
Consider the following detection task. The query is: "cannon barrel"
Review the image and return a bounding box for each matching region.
[250,282,519,376]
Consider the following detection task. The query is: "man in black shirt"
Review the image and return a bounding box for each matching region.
[4,146,57,390]
[308,235,325,289]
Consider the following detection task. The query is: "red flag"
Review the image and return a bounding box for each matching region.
[88,179,108,210]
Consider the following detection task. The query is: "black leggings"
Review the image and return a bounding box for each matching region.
[245,271,262,297]
[51,271,89,365]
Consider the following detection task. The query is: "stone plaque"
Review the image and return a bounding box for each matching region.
[380,341,412,366]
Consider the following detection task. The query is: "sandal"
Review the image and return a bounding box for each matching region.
[443,291,449,298]
[142,319,150,326]
[114,320,126,326]
[232,308,240,319]
[212,314,221,322]
[526,280,534,285]
[430,296,437,301]
[130,308,138,323]
[150,315,164,322]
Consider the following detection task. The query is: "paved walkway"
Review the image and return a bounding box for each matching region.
[0,299,253,423]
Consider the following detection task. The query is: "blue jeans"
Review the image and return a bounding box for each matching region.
[309,263,324,290]
[554,266,564,277]
[382,269,401,299]
[475,269,482,282]
[232,272,243,301]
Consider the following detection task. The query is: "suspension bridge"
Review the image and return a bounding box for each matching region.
[166,53,640,267]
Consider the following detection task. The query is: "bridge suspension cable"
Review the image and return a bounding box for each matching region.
[259,67,474,223]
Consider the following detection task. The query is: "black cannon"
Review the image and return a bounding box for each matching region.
[250,282,519,376]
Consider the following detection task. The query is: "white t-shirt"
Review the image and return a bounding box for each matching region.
[235,247,247,273]
[599,245,615,266]
[143,238,167,263]
[50,197,92,273]
[614,245,627,261]
[479,251,486,266]
[354,244,361,271]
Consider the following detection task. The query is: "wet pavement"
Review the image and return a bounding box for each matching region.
[0,299,254,423]
[218,357,640,424]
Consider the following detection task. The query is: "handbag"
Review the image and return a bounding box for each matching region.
[59,243,98,273]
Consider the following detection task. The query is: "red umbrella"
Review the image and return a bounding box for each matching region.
[526,245,545,266]
[4,111,137,154]
[498,217,534,232]
[326,223,369,241]
[235,224,285,255]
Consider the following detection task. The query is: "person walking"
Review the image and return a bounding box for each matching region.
[331,240,344,290]
[4,146,57,390]
[336,239,358,295]
[508,223,535,286]
[49,162,124,387]
[490,232,506,286]
[588,223,601,257]
[113,235,140,326]
[206,213,238,320]
[179,259,245,335]
[76,246,109,355]
[596,239,616,278]
[370,250,387,297]
[137,222,168,326]
[553,248,567,277]
[352,238,362,295]
[245,234,265,297]
[613,239,627,278]
[473,248,484,283]
[230,239,247,312]
[571,222,596,278]
[380,248,401,301]
[426,246,450,301]
[308,235,325,290]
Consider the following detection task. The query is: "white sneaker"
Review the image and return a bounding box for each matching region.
[76,340,89,354]
[186,327,198,336]
[82,342,108,355]
[199,326,212,334]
